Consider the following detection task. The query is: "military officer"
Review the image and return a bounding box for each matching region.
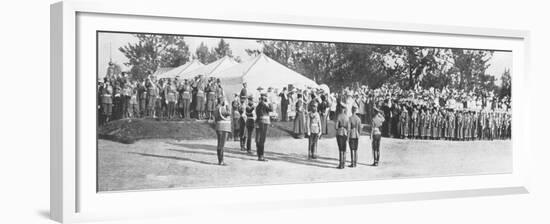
[348,106,362,167]
[100,80,113,124]
[179,79,192,119]
[255,93,272,161]
[399,105,409,139]
[214,98,232,166]
[165,81,178,120]
[335,106,350,169]
[238,96,247,151]
[307,101,322,160]
[371,107,385,166]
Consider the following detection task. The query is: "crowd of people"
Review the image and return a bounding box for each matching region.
[330,84,513,141]
[97,72,227,125]
[97,70,512,168]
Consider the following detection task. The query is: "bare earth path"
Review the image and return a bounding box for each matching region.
[98,137,512,191]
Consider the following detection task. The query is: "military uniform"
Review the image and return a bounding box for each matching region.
[447,111,455,140]
[245,99,256,153]
[180,83,192,119]
[214,103,232,165]
[100,84,113,124]
[431,110,438,139]
[129,88,139,118]
[195,80,206,119]
[335,111,350,169]
[146,81,158,117]
[137,83,147,118]
[348,113,361,167]
[121,84,132,118]
[425,110,431,139]
[238,98,247,151]
[165,84,178,119]
[206,83,217,115]
[419,110,425,139]
[371,112,385,166]
[411,108,419,139]
[307,110,322,160]
[439,111,446,140]
[255,95,272,161]
[399,108,409,138]
[458,112,465,140]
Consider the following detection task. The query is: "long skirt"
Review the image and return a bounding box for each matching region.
[293,112,306,135]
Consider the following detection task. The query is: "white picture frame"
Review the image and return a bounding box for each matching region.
[50,0,531,223]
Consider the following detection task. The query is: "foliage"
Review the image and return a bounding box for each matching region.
[195,42,218,64]
[247,41,503,92]
[500,68,512,97]
[119,34,191,80]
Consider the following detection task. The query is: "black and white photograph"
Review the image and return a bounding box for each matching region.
[96,31,513,192]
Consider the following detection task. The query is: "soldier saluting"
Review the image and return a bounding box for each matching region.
[255,93,272,161]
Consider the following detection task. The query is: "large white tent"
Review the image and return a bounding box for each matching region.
[156,59,204,79]
[180,56,238,79]
[151,67,174,78]
[213,53,318,96]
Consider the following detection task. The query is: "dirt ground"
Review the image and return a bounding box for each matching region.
[98,136,512,192]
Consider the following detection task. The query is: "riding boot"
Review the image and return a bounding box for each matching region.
[337,151,343,169]
[217,147,222,165]
[353,150,358,167]
[374,150,379,166]
[342,151,346,169]
[348,151,354,168]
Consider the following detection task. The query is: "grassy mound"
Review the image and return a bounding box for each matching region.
[98,118,371,144]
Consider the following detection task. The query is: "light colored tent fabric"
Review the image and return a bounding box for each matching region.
[180,56,238,79]
[213,53,318,96]
[151,67,174,78]
[157,60,204,79]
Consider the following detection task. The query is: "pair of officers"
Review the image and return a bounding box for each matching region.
[334,105,384,169]
[215,92,272,165]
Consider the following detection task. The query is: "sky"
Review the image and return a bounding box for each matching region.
[97,32,512,82]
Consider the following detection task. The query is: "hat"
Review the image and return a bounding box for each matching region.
[247,95,254,101]
[257,86,264,91]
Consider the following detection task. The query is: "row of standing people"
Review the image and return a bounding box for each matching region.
[387,104,511,141]
[98,74,227,125]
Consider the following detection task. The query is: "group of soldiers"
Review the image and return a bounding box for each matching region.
[97,72,226,125]
[392,103,511,141]
[332,84,512,141]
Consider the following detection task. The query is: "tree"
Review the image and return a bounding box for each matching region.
[195,42,217,64]
[500,68,512,97]
[213,38,233,58]
[248,40,339,84]
[119,34,191,80]
[449,49,493,91]
[329,43,388,89]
